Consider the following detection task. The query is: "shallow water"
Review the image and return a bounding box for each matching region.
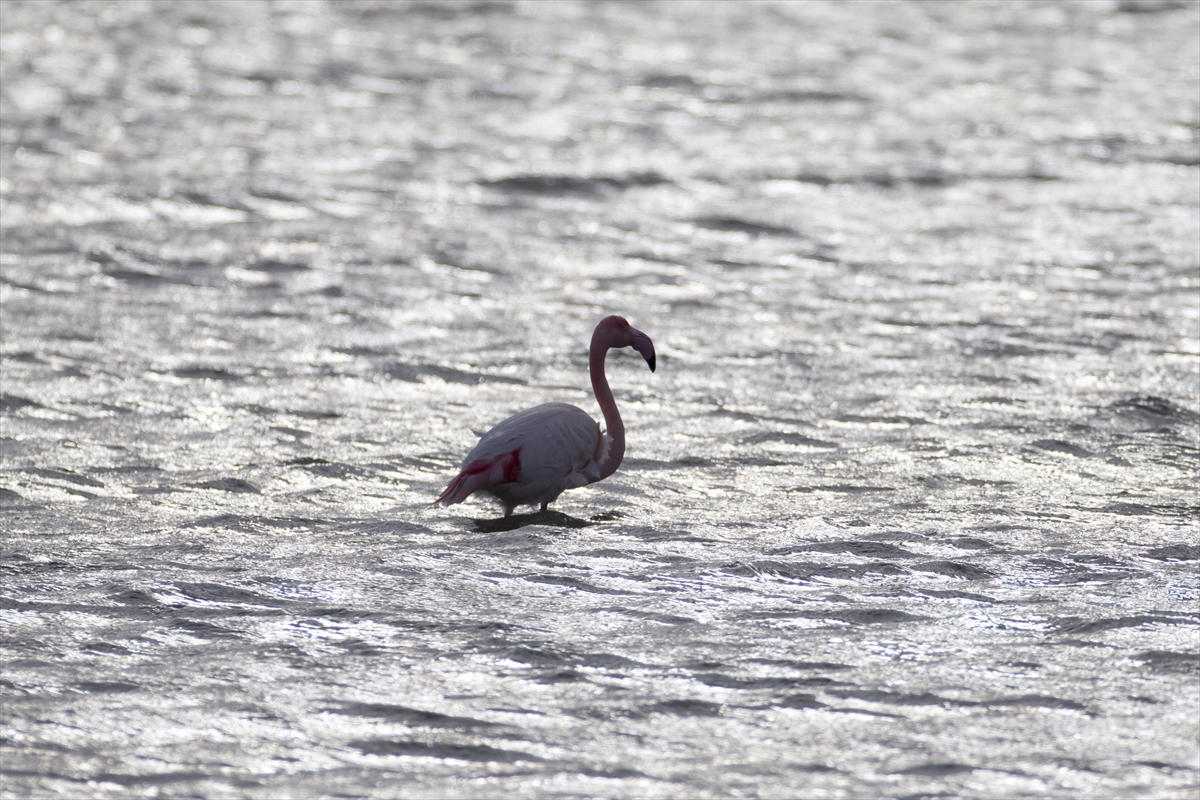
[2,1,1198,797]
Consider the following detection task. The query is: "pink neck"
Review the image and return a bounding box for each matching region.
[590,329,625,480]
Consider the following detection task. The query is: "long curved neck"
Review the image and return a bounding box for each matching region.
[590,331,625,480]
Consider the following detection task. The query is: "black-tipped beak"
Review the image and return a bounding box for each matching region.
[630,328,656,373]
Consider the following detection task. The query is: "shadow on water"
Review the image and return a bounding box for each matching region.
[472,510,595,533]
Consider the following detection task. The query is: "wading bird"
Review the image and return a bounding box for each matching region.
[437,315,656,517]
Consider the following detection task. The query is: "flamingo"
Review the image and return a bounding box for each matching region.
[436,315,656,517]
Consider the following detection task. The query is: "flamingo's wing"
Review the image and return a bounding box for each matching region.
[437,403,607,506]
[502,403,609,490]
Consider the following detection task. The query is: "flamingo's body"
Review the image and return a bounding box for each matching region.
[437,316,655,517]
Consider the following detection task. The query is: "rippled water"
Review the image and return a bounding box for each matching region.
[2,1,1199,797]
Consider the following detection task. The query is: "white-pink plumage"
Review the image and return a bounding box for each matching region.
[437,315,656,517]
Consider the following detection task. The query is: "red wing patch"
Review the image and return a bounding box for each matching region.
[463,450,520,483]
[502,449,521,483]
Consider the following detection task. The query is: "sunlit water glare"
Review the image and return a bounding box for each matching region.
[2,2,1198,798]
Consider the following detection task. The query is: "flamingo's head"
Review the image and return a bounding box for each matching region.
[599,315,656,372]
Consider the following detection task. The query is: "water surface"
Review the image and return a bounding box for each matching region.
[2,1,1198,797]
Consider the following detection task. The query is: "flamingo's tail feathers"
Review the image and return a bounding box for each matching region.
[436,450,521,506]
[435,466,486,506]
[434,470,469,505]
